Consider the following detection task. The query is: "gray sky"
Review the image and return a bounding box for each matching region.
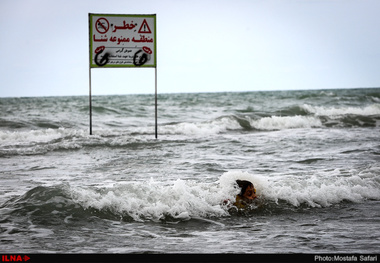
[1,0,380,97]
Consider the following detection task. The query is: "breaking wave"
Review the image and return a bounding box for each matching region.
[2,169,379,223]
[1,102,379,157]
[301,104,380,117]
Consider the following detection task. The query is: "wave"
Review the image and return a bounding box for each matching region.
[1,103,379,157]
[0,112,378,157]
[158,104,380,134]
[0,118,76,130]
[157,115,324,135]
[219,170,380,208]
[158,116,243,135]
[0,128,86,156]
[0,128,155,157]
[302,104,380,117]
[0,182,230,224]
[2,169,379,223]
[90,106,122,115]
[300,104,380,128]
[249,115,322,130]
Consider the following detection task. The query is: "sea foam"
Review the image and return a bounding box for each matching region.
[302,104,380,117]
[249,116,322,130]
[64,168,380,221]
[4,167,380,223]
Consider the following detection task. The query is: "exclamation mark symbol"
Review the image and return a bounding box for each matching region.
[138,19,151,34]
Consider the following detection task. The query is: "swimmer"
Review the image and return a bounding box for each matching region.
[234,180,257,209]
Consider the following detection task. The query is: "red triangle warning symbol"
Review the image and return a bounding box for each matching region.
[138,19,152,34]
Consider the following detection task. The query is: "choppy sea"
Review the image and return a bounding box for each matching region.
[0,88,379,254]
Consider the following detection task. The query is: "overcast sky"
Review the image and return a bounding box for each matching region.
[1,0,379,97]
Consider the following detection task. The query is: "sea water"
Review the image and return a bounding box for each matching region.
[0,88,379,253]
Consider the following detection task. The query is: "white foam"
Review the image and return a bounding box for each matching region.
[69,178,231,222]
[156,115,323,135]
[0,128,88,146]
[219,169,380,207]
[260,169,380,207]
[249,116,322,130]
[66,168,380,222]
[302,104,380,117]
[0,128,147,155]
[65,166,380,222]
[157,117,241,136]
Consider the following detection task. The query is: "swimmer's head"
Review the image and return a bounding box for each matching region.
[236,180,257,200]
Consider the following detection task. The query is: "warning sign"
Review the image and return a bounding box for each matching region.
[138,19,152,34]
[89,13,156,68]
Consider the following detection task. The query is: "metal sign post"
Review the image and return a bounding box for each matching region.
[89,64,92,135]
[88,13,157,137]
[154,34,158,139]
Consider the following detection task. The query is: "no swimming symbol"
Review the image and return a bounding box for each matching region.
[96,18,109,34]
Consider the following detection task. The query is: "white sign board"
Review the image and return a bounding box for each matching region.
[89,14,156,68]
